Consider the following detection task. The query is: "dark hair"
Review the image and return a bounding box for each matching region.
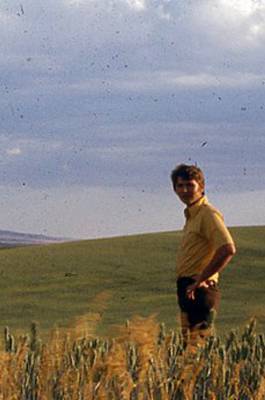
[170,164,205,192]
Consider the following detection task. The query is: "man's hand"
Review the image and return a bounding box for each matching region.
[186,275,210,300]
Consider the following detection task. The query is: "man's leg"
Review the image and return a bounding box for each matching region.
[179,312,210,352]
[179,310,215,349]
[191,284,220,344]
[177,277,194,347]
[189,308,217,347]
[177,278,220,348]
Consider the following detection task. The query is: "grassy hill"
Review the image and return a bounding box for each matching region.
[0,226,264,338]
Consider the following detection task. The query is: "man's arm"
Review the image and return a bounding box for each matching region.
[186,243,236,300]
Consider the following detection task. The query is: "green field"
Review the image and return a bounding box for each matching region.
[0,226,264,338]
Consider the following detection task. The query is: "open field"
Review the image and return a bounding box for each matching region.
[0,226,264,338]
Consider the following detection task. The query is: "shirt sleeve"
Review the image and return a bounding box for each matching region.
[201,209,235,250]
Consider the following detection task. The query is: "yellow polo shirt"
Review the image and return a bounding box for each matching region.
[177,196,234,282]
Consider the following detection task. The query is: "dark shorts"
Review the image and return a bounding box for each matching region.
[176,277,221,328]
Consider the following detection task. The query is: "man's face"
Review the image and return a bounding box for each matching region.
[175,177,204,206]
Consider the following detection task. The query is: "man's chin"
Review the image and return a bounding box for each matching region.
[180,198,193,205]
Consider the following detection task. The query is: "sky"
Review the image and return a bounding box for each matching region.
[1,0,265,239]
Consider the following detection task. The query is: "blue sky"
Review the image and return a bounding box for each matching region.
[1,0,265,238]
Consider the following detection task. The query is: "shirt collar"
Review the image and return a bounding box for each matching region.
[184,196,208,219]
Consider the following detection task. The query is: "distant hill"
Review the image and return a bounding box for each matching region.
[0,229,70,247]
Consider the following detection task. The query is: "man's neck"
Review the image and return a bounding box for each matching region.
[187,195,204,208]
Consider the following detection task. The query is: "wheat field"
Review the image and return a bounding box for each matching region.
[0,314,264,400]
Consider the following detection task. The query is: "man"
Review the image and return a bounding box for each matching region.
[171,164,236,346]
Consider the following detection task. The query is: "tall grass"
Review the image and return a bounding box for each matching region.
[1,316,265,399]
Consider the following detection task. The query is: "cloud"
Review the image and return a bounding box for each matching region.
[1,0,265,87]
[219,0,261,18]
[196,0,265,48]
[6,147,22,156]
[80,71,265,92]
[64,0,146,12]
[7,70,264,106]
[126,0,146,11]
[1,137,64,167]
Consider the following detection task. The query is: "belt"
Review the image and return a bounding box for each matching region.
[177,276,217,288]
